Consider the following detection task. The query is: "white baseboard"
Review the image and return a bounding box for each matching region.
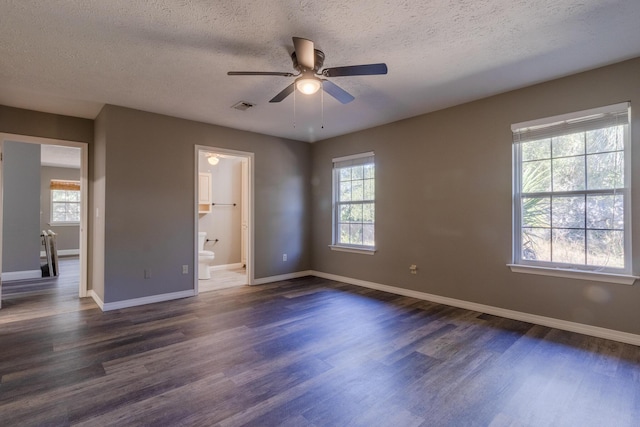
[40,249,79,258]
[210,262,244,272]
[97,289,196,312]
[89,290,104,310]
[310,270,640,347]
[1,269,42,281]
[86,269,640,346]
[253,270,313,285]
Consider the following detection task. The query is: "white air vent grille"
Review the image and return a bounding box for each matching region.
[231,101,255,111]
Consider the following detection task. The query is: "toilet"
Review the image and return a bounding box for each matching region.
[198,231,215,280]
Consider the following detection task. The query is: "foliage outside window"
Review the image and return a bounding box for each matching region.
[51,180,80,224]
[333,152,375,249]
[512,103,630,273]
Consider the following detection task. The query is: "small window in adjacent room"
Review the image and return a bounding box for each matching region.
[331,152,375,254]
[511,102,633,282]
[50,180,81,224]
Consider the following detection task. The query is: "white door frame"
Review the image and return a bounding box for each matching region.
[0,133,89,304]
[241,158,248,266]
[194,145,254,293]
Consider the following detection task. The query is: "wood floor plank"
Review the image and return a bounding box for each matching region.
[1,259,640,426]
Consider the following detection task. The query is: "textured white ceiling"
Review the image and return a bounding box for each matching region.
[41,145,80,168]
[1,1,639,143]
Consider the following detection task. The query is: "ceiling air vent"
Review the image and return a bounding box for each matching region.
[231,101,255,111]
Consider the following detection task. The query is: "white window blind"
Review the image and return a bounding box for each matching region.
[333,152,375,169]
[512,103,629,143]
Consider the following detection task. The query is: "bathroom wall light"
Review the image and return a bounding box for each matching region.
[207,154,219,165]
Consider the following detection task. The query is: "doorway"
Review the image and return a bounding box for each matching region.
[0,134,88,308]
[194,146,253,293]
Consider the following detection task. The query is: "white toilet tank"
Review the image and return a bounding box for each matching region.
[198,231,207,250]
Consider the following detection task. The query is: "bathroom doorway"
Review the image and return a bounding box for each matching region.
[194,146,253,293]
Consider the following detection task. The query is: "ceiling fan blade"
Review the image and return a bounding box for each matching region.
[322,80,355,104]
[228,71,294,76]
[322,63,388,77]
[269,83,296,103]
[293,37,315,71]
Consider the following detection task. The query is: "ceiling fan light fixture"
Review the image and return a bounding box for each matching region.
[296,76,321,95]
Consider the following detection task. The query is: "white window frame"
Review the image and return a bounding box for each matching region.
[330,151,376,255]
[50,180,81,225]
[509,102,637,285]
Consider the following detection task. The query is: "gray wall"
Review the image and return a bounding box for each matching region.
[311,57,640,335]
[0,105,93,143]
[2,141,41,274]
[90,108,107,301]
[40,166,81,252]
[95,105,311,303]
[198,153,242,267]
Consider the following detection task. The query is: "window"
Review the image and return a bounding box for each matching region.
[512,103,631,278]
[51,180,81,224]
[331,152,375,253]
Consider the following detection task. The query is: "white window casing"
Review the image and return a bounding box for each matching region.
[331,151,376,253]
[50,179,81,225]
[511,103,637,284]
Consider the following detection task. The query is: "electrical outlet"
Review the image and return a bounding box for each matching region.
[409,264,418,275]
[282,254,287,262]
[182,265,189,274]
[144,269,151,279]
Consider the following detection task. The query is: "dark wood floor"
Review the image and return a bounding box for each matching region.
[1,261,640,426]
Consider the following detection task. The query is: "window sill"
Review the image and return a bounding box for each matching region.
[329,245,376,255]
[507,264,638,285]
[48,222,80,227]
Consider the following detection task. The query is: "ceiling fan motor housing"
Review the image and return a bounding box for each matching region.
[291,49,325,73]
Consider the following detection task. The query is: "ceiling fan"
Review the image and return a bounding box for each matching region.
[227,37,388,104]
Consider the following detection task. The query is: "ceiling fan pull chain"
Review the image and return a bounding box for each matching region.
[293,87,296,128]
[321,86,324,129]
